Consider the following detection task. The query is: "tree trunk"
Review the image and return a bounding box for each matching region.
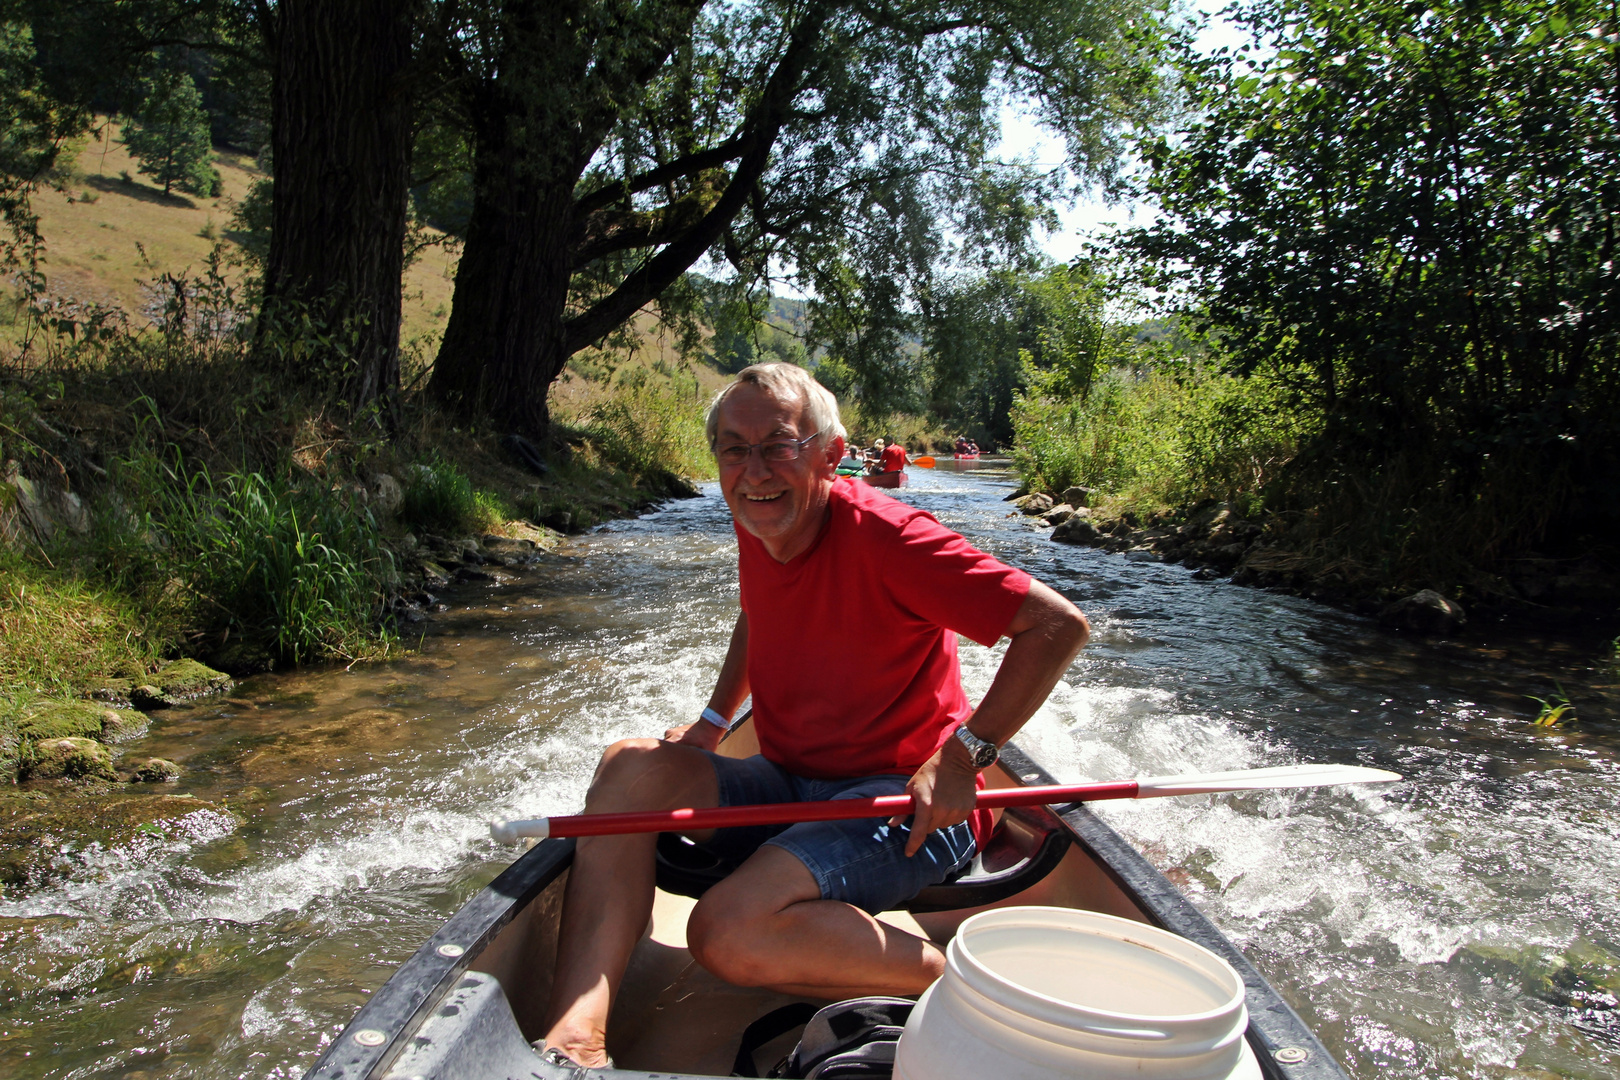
[427,127,576,436]
[262,0,414,413]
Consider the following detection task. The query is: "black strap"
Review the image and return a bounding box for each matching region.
[732,1002,819,1077]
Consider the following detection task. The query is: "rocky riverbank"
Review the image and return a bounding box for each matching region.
[1006,486,1620,638]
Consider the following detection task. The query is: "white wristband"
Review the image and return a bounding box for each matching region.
[700,707,731,729]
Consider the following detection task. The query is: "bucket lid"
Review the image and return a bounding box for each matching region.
[945,906,1249,1059]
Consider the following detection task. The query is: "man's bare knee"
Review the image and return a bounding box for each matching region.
[687,901,773,986]
[584,738,714,814]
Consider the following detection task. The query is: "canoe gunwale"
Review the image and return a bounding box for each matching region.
[305,745,1349,1080]
[303,838,576,1080]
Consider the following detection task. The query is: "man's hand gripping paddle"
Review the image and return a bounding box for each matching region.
[490,763,1400,843]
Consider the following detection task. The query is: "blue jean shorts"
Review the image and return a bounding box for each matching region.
[695,753,976,914]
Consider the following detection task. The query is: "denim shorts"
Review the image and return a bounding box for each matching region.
[696,753,976,914]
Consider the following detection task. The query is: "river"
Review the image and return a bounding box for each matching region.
[2,463,1617,1079]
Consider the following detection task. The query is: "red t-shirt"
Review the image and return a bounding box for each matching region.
[879,443,909,472]
[736,479,1031,840]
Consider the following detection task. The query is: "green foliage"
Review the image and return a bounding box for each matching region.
[1124,0,1620,573]
[1528,684,1577,728]
[399,458,478,536]
[123,67,216,196]
[428,0,1173,429]
[578,367,714,482]
[105,448,397,666]
[0,546,161,695]
[1012,362,1314,514]
[927,264,1125,445]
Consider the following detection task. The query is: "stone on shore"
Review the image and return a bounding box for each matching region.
[1015,492,1054,515]
[1041,503,1074,526]
[26,737,115,781]
[19,702,118,743]
[1380,589,1467,636]
[1061,486,1092,508]
[1052,515,1101,544]
[129,660,234,711]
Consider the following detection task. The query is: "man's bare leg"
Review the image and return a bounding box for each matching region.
[540,738,719,1067]
[686,845,945,998]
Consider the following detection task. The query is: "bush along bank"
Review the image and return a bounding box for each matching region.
[1007,485,1620,638]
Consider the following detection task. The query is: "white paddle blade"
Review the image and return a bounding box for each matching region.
[1136,763,1401,798]
[490,817,551,844]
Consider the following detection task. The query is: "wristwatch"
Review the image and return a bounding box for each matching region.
[953,725,999,769]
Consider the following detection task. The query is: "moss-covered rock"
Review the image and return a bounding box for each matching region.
[125,757,182,783]
[18,701,116,742]
[130,660,234,710]
[26,737,115,781]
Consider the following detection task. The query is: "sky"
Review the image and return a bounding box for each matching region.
[995,1,1253,263]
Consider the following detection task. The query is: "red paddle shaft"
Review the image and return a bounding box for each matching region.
[493,782,1134,842]
[489,764,1401,843]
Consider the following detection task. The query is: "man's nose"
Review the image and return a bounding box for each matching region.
[742,447,775,481]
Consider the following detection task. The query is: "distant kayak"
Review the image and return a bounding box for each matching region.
[862,470,907,488]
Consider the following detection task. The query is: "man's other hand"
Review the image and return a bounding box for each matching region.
[896,738,979,857]
[663,721,725,752]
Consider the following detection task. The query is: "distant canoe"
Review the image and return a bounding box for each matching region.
[862,470,907,488]
[954,453,980,460]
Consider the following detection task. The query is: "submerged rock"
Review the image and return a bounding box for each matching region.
[125,757,182,783]
[1380,589,1467,636]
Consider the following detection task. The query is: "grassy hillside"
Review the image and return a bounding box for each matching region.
[12,120,458,349]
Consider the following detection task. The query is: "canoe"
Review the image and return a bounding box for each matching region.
[861,470,907,488]
[305,721,1349,1080]
[953,453,979,460]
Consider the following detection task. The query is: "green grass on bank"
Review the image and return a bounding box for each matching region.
[0,310,718,699]
[1012,364,1314,519]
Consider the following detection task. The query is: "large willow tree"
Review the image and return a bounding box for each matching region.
[425,0,1170,434]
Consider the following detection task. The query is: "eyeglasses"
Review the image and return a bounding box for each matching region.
[713,431,822,466]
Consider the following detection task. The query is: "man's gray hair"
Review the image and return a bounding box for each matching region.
[705,363,847,446]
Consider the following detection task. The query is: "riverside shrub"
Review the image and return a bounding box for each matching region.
[1012,365,1313,514]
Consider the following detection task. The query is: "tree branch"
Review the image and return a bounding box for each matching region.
[574,132,752,215]
[564,1,835,354]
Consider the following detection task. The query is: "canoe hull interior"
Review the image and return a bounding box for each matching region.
[304,739,1348,1080]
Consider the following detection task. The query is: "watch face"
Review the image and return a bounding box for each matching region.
[957,728,997,767]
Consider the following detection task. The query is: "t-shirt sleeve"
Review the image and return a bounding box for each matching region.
[883,512,1031,647]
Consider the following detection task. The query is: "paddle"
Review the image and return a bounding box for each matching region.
[914,456,936,468]
[490,763,1399,843]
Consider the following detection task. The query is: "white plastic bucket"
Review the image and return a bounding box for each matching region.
[893,907,1260,1080]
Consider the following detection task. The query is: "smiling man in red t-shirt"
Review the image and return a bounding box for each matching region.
[538,363,1089,1069]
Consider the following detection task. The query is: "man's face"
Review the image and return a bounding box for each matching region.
[714,383,842,561]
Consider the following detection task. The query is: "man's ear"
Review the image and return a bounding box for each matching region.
[826,435,845,465]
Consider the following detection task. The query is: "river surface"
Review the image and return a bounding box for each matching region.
[2,464,1618,1079]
